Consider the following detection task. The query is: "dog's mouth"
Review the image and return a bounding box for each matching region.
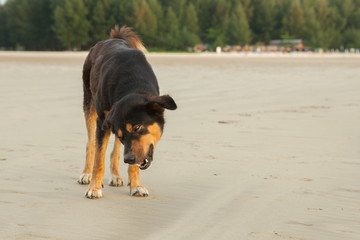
[139,144,153,170]
[137,158,152,170]
[138,144,153,170]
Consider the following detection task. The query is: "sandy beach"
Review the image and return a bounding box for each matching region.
[0,51,359,240]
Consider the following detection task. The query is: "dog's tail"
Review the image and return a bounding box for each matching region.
[110,25,147,53]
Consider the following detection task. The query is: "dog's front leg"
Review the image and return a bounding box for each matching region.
[85,120,111,199]
[128,165,149,197]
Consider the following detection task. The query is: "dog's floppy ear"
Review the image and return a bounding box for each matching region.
[149,95,177,110]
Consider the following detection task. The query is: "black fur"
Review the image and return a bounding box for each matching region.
[82,32,176,165]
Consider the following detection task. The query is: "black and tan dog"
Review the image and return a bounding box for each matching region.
[78,26,177,198]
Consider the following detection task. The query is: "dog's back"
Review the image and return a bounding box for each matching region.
[82,26,158,118]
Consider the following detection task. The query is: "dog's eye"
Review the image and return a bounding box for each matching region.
[133,125,141,133]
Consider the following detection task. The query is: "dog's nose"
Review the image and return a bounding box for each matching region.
[124,154,136,164]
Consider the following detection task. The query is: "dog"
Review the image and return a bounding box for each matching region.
[78,26,177,198]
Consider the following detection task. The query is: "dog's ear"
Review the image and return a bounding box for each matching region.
[148,95,177,111]
[102,110,114,131]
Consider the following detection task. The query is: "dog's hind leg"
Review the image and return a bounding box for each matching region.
[108,137,124,186]
[85,120,111,198]
[78,104,97,184]
[79,54,96,185]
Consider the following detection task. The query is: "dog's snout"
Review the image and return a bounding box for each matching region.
[124,154,136,164]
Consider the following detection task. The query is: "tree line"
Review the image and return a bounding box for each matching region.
[0,0,359,51]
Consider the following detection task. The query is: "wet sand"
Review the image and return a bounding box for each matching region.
[0,51,359,240]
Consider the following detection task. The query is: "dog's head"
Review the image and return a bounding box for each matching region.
[102,93,177,170]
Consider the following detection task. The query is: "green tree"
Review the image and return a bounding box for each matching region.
[283,0,304,38]
[183,3,199,35]
[118,0,135,26]
[4,0,55,50]
[132,0,158,46]
[347,1,360,29]
[196,0,216,42]
[91,0,108,42]
[180,2,200,48]
[250,0,276,44]
[342,2,360,48]
[315,0,338,49]
[239,0,253,22]
[86,0,134,47]
[212,0,230,28]
[344,28,360,48]
[53,0,90,50]
[1,0,359,51]
[148,0,164,45]
[204,0,231,46]
[226,2,251,45]
[331,0,352,30]
[170,0,186,24]
[301,0,321,48]
[0,5,9,48]
[163,7,180,49]
[272,0,292,39]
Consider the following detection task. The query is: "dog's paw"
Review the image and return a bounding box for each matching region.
[85,188,102,199]
[130,186,149,197]
[108,175,124,187]
[78,173,92,184]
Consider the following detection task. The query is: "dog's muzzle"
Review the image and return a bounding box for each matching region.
[124,144,153,170]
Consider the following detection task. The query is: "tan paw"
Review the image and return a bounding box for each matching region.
[78,173,92,184]
[108,175,124,187]
[130,186,149,197]
[85,187,102,199]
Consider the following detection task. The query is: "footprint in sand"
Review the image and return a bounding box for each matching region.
[249,232,307,240]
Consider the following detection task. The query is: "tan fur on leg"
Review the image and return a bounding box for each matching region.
[86,129,111,199]
[128,165,148,197]
[79,105,97,184]
[109,137,123,186]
